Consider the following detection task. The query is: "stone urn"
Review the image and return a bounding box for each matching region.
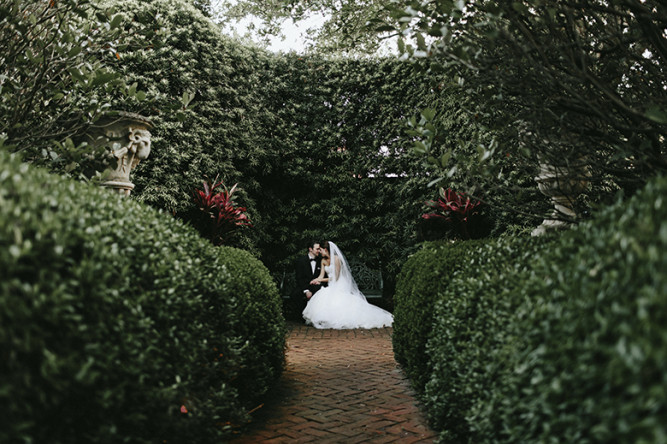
[84,112,153,196]
[531,160,591,236]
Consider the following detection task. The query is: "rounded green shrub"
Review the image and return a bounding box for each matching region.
[211,247,287,405]
[423,235,556,442]
[392,238,486,392]
[399,175,666,442]
[477,175,667,443]
[0,152,286,443]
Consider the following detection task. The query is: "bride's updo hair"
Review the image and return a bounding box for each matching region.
[320,241,330,253]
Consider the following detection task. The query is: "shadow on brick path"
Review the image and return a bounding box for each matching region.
[229,322,437,443]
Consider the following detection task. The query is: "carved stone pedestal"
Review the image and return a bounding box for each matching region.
[531,161,590,237]
[85,112,153,196]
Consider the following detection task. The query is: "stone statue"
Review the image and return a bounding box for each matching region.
[84,112,153,196]
[531,159,591,236]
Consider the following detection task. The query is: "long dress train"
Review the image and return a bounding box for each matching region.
[302,242,393,329]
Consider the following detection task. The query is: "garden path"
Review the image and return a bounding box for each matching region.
[229,322,436,443]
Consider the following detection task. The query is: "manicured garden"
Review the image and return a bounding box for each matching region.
[0,151,286,443]
[2,0,665,442]
[393,176,667,442]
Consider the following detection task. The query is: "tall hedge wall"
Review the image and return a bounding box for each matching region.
[393,174,667,442]
[0,151,286,443]
[100,0,538,289]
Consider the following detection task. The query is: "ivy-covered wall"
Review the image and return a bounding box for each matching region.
[102,0,446,282]
[102,0,539,289]
[253,55,451,281]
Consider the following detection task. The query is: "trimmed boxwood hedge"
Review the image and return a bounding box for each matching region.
[392,238,487,393]
[477,175,667,443]
[0,151,286,443]
[423,235,556,442]
[394,175,667,443]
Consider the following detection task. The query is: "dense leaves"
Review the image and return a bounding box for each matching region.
[392,238,487,391]
[393,174,667,442]
[478,175,667,443]
[423,235,555,442]
[0,0,156,176]
[215,0,667,222]
[0,151,286,443]
[388,0,667,204]
[100,0,505,286]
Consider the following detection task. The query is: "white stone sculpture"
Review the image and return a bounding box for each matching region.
[85,112,153,196]
[531,160,590,237]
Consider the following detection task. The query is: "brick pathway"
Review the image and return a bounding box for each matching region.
[229,322,437,443]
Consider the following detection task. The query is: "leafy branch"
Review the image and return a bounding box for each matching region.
[0,0,156,176]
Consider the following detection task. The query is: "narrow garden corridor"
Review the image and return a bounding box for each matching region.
[230,322,437,443]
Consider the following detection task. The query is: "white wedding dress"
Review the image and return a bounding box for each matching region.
[302,242,393,329]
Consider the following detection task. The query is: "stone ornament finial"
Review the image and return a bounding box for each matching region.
[531,159,591,237]
[85,112,153,196]
[113,126,152,175]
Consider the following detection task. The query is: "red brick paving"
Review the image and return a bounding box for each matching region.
[229,322,437,443]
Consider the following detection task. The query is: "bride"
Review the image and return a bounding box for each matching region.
[302,241,393,329]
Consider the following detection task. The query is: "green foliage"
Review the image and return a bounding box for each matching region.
[99,0,471,286]
[423,235,556,442]
[204,0,550,226]
[0,151,286,443]
[98,0,275,252]
[387,0,667,203]
[391,238,486,392]
[394,175,667,442]
[0,0,155,176]
[405,73,546,234]
[475,175,667,443]
[82,0,664,289]
[214,248,287,404]
[252,55,450,278]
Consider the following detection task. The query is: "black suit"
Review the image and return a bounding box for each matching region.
[287,254,328,320]
[293,254,322,302]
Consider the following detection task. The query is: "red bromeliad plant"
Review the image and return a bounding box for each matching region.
[192,177,252,245]
[422,187,483,240]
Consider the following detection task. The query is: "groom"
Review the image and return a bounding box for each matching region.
[292,241,324,312]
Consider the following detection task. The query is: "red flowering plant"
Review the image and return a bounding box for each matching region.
[422,187,483,240]
[192,177,252,245]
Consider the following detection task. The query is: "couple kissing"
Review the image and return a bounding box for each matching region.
[294,241,329,302]
[293,240,393,330]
